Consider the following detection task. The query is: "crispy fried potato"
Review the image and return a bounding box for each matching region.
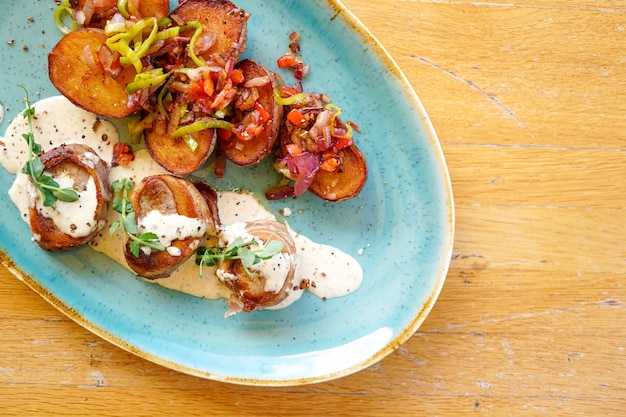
[48,28,141,119]
[309,145,368,202]
[29,144,112,252]
[69,0,170,28]
[131,0,170,20]
[124,174,211,279]
[219,59,283,166]
[278,121,368,202]
[144,119,217,175]
[172,0,250,64]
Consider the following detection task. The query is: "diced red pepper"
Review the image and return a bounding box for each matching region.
[277,54,297,68]
[210,70,220,84]
[254,102,269,124]
[189,80,207,100]
[111,142,135,167]
[217,128,232,141]
[203,77,215,97]
[333,136,353,150]
[230,68,245,84]
[286,143,302,156]
[282,86,299,97]
[286,109,307,126]
[319,157,340,172]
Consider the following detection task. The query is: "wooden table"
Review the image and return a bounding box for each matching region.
[2,0,624,415]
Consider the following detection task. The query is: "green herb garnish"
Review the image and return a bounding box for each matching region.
[18,84,79,208]
[109,178,165,257]
[196,234,285,279]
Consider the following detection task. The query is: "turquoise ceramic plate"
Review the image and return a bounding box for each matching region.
[0,0,454,385]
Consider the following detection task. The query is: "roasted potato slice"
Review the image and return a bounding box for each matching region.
[131,0,170,21]
[124,174,211,279]
[218,59,283,166]
[29,144,112,252]
[217,220,297,316]
[48,28,141,119]
[308,145,368,202]
[276,113,368,202]
[69,0,170,28]
[144,120,217,175]
[172,0,250,64]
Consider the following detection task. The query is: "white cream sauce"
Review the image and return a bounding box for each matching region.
[0,96,117,173]
[217,221,297,294]
[17,173,101,238]
[1,96,115,240]
[0,96,363,313]
[138,210,207,249]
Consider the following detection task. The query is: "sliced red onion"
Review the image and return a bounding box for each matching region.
[110,12,125,23]
[293,170,318,196]
[244,76,270,88]
[285,152,320,196]
[75,11,86,26]
[98,46,122,77]
[194,32,216,55]
[83,45,100,73]
[224,57,235,77]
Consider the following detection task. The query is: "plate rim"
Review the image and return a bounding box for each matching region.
[0,0,455,386]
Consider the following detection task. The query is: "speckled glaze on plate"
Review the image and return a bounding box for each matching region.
[0,0,454,385]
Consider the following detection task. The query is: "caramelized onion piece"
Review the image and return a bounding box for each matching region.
[123,174,210,279]
[29,143,111,252]
[217,220,297,316]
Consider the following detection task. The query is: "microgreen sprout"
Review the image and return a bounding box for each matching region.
[17,84,79,208]
[109,178,165,257]
[196,233,284,279]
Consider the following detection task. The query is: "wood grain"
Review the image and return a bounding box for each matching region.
[1,0,625,416]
